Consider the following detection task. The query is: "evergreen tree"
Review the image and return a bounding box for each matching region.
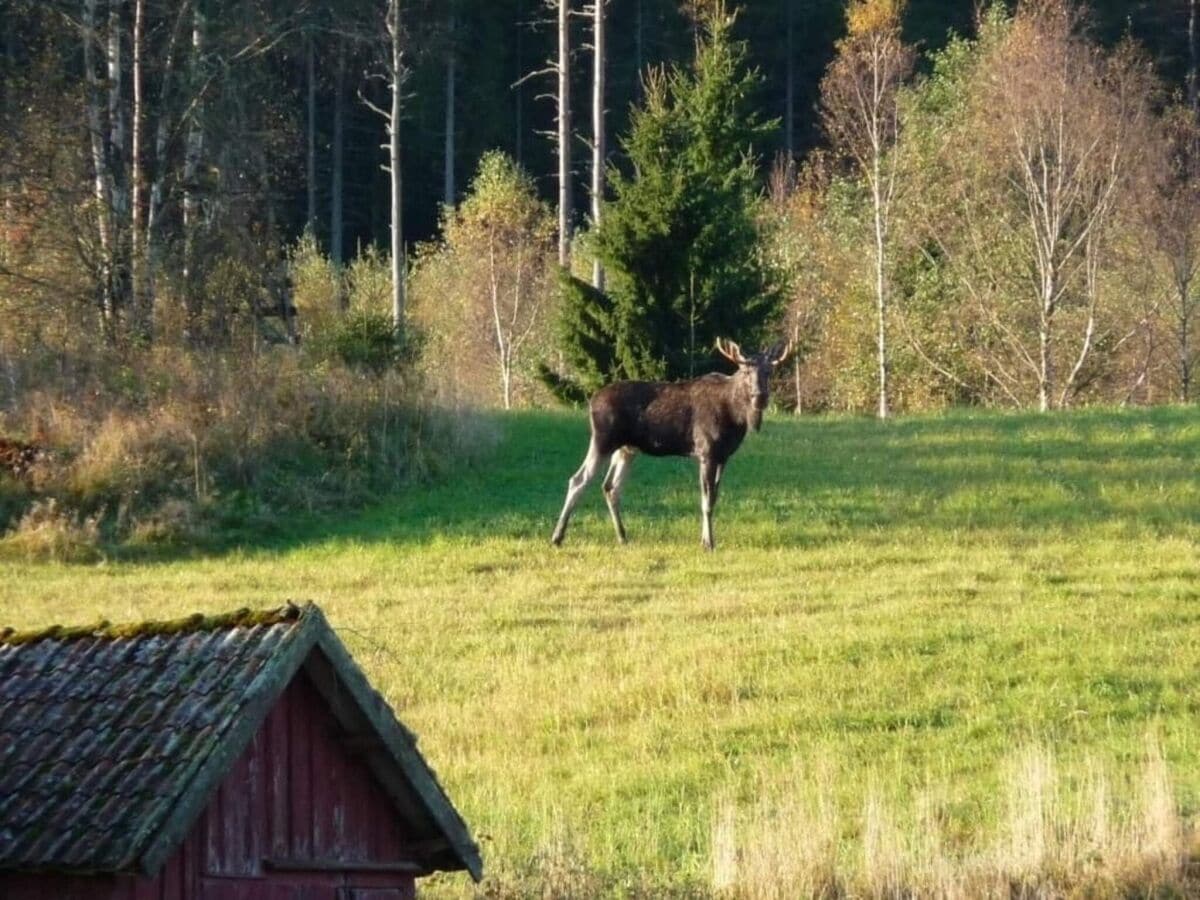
[548,3,784,399]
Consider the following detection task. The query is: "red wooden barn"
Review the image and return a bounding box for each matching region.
[0,603,482,899]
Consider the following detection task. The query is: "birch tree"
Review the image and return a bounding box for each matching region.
[181,1,206,339]
[910,2,1154,410]
[82,0,116,334]
[361,0,407,328]
[591,0,606,289]
[820,0,914,419]
[975,3,1149,410]
[441,152,555,408]
[558,0,572,266]
[1144,104,1200,402]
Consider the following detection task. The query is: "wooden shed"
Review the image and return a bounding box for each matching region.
[0,602,482,899]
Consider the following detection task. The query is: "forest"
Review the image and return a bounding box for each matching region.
[0,0,1198,548]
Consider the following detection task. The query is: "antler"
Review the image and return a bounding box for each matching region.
[770,338,794,366]
[715,338,747,365]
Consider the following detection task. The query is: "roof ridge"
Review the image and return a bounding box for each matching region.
[0,602,308,646]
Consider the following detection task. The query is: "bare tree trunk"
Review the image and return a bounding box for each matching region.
[1060,237,1101,408]
[182,1,205,340]
[1180,271,1194,401]
[792,320,802,414]
[305,33,317,233]
[591,0,605,290]
[1190,0,1198,115]
[515,0,524,164]
[387,0,405,328]
[558,0,572,266]
[330,41,345,269]
[488,236,511,409]
[108,0,131,330]
[872,166,888,420]
[635,0,643,86]
[1038,276,1054,412]
[1,25,12,243]
[130,0,148,338]
[785,0,794,159]
[83,0,115,334]
[444,8,456,207]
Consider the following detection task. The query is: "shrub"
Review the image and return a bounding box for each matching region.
[0,345,496,551]
[308,309,419,374]
[0,498,102,563]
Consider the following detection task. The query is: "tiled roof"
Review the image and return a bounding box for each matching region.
[0,604,481,881]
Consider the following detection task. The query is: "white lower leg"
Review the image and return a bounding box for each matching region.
[551,446,605,544]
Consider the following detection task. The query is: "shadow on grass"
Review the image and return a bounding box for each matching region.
[117,404,1200,561]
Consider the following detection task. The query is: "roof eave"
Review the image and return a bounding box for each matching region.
[309,616,483,882]
[129,608,323,877]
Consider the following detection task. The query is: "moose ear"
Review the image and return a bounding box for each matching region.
[715,338,744,365]
[769,338,793,367]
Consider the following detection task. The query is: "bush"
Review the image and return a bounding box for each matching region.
[0,346,496,552]
[308,309,419,374]
[0,498,102,563]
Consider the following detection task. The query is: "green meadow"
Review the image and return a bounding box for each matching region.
[2,407,1198,895]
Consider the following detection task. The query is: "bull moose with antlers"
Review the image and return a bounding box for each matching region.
[550,338,792,551]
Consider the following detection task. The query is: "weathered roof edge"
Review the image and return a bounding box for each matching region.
[0,604,305,646]
[312,617,484,882]
[130,603,319,875]
[121,603,482,883]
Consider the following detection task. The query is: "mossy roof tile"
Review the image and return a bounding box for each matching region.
[0,602,482,882]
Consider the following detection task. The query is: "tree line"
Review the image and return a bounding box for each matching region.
[0,0,1197,415]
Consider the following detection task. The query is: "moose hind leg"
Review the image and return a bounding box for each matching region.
[602,448,634,544]
[699,458,718,551]
[551,440,609,546]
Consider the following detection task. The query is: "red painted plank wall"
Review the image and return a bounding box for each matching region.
[0,670,418,900]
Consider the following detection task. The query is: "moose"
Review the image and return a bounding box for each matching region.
[551,338,792,550]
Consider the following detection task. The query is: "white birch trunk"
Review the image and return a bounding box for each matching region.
[558,0,572,266]
[1038,273,1055,412]
[488,235,511,409]
[130,0,147,337]
[108,0,128,324]
[591,0,605,290]
[873,175,888,420]
[182,2,205,336]
[387,0,405,328]
[83,0,115,331]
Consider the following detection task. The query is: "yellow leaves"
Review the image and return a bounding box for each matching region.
[846,0,906,37]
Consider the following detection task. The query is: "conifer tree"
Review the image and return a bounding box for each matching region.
[547,2,783,399]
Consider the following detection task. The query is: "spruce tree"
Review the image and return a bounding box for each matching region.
[546,3,784,399]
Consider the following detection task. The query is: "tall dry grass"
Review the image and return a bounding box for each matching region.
[712,733,1193,899]
[0,345,496,554]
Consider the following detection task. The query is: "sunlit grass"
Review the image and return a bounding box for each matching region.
[1,405,1197,895]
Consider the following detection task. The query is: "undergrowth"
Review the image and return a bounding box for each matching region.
[0,346,495,556]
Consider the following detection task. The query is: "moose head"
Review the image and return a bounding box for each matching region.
[715,337,792,432]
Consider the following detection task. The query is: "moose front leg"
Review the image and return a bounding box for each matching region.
[699,457,719,551]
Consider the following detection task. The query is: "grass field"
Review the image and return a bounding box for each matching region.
[2,406,1198,895]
